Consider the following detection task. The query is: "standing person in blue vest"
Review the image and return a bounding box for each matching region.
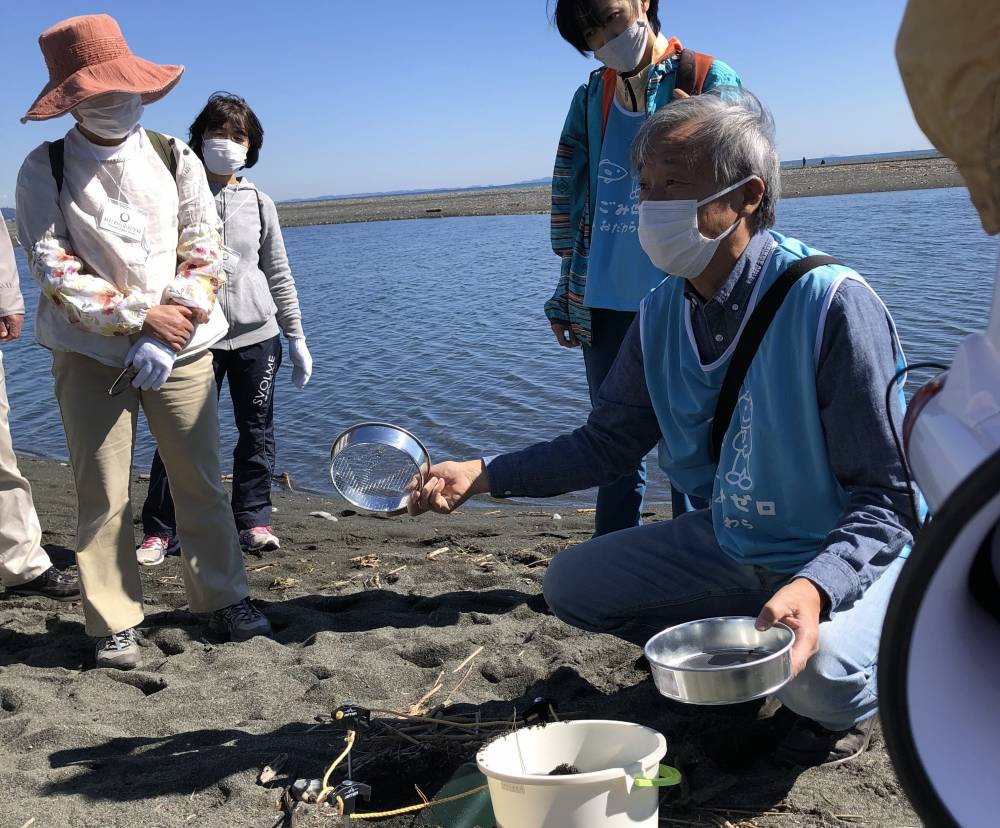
[407,91,916,766]
[136,93,311,566]
[547,0,741,534]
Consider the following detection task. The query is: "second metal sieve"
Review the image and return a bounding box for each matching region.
[329,423,431,515]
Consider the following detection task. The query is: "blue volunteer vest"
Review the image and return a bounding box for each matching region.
[640,232,905,573]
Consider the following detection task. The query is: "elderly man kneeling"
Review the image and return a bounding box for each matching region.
[408,91,915,767]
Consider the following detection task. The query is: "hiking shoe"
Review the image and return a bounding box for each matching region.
[5,566,80,601]
[209,597,273,642]
[136,534,180,567]
[95,628,141,670]
[240,526,280,554]
[773,714,878,767]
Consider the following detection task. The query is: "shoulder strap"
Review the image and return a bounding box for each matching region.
[48,140,65,194]
[710,255,842,463]
[676,49,715,96]
[145,130,178,178]
[600,68,617,135]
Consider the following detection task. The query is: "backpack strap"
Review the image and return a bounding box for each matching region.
[710,255,842,463]
[145,130,178,178]
[48,140,65,194]
[675,49,714,96]
[600,68,617,135]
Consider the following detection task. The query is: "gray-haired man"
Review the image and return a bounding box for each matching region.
[407,92,915,767]
[0,220,79,601]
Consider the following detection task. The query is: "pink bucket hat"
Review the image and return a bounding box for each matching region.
[21,14,184,123]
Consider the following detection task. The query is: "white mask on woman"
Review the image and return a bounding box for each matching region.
[595,20,649,73]
[638,176,756,280]
[74,92,144,140]
[201,138,249,175]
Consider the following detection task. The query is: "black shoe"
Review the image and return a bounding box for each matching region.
[772,714,877,768]
[5,566,80,601]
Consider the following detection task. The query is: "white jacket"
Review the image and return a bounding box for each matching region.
[15,126,228,367]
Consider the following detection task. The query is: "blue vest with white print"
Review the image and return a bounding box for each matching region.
[640,232,906,573]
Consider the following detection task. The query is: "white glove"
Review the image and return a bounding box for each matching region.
[288,337,313,390]
[126,336,177,392]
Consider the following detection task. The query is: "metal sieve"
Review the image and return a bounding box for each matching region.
[329,423,431,515]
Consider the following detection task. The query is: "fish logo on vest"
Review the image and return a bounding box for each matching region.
[598,160,629,184]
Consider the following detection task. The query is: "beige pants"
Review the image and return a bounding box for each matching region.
[0,350,51,587]
[52,350,249,637]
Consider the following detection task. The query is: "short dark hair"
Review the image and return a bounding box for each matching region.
[552,0,661,55]
[188,92,264,169]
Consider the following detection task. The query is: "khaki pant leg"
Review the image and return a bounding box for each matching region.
[0,351,51,586]
[141,352,249,613]
[52,351,143,637]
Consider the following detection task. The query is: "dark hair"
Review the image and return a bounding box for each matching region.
[552,0,661,55]
[188,92,264,169]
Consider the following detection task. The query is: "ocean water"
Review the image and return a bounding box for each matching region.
[4,187,996,507]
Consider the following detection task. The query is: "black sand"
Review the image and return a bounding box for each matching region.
[0,456,920,827]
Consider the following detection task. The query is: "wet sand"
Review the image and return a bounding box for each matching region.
[0,456,920,827]
[275,157,963,228]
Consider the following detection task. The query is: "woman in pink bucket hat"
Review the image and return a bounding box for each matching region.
[15,14,272,669]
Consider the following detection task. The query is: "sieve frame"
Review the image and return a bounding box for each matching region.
[329,422,432,515]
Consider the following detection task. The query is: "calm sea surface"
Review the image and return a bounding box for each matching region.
[5,187,996,507]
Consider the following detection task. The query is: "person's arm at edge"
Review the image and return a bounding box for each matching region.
[257,190,304,339]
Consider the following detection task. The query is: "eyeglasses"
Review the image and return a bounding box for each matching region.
[108,366,137,397]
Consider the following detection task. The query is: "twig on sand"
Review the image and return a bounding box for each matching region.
[19,819,35,828]
[351,554,381,569]
[247,563,277,573]
[407,670,445,716]
[482,510,504,517]
[575,508,597,514]
[443,662,478,706]
[452,646,485,674]
[426,546,449,560]
[388,565,407,575]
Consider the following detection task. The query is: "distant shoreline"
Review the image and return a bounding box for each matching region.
[273,156,964,229]
[4,157,965,242]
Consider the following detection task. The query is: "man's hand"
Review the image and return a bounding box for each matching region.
[142,304,196,352]
[406,460,491,516]
[551,322,580,349]
[756,578,825,676]
[0,314,24,343]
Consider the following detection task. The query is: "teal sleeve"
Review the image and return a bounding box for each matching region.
[703,59,742,100]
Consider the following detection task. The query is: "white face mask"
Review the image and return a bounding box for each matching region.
[638,176,756,280]
[201,138,249,176]
[594,19,649,73]
[74,93,144,140]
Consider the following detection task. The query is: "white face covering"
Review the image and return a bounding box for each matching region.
[201,138,249,175]
[594,19,649,73]
[74,92,144,140]
[638,176,756,280]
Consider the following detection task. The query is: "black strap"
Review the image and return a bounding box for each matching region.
[48,140,65,194]
[710,255,842,463]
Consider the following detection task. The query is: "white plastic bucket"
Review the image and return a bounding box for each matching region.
[476,720,677,828]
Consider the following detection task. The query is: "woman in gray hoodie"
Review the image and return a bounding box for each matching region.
[138,92,311,564]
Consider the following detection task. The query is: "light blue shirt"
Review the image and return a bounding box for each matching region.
[583,100,666,312]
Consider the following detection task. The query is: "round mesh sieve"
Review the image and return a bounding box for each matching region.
[331,442,421,513]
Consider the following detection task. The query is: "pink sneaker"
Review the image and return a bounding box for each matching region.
[136,535,180,567]
[240,526,280,554]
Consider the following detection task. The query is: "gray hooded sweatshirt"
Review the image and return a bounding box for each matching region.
[212,178,304,350]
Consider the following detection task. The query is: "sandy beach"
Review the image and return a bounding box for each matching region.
[274,157,963,228]
[0,456,920,827]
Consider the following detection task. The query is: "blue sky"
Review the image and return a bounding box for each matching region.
[0,0,929,204]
